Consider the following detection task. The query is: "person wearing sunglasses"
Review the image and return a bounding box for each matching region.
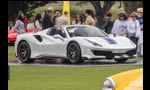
[127,12,141,56]
[72,14,84,25]
[111,12,128,37]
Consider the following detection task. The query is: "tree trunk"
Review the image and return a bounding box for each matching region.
[128,1,137,15]
[96,15,105,29]
[124,1,137,16]
[90,1,115,28]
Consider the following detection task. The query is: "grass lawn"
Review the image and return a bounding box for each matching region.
[8,46,18,61]
[8,65,142,90]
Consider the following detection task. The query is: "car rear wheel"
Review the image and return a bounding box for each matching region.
[114,58,128,63]
[17,41,35,63]
[67,42,84,64]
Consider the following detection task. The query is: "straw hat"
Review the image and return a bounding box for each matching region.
[130,12,137,17]
[137,8,143,13]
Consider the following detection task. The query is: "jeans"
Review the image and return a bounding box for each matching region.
[129,37,139,53]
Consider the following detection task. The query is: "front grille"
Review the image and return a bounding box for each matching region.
[91,50,112,56]
[91,49,136,57]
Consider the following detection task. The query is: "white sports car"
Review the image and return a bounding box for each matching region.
[15,25,136,64]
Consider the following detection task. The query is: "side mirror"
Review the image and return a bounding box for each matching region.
[53,35,64,41]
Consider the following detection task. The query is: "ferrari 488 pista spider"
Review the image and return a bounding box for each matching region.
[15,25,136,64]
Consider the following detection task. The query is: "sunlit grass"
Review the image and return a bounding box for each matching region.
[8,65,142,90]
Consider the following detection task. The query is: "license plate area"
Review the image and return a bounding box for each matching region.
[112,50,126,53]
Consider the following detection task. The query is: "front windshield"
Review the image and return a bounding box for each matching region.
[66,26,108,37]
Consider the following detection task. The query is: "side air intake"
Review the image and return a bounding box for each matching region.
[33,35,43,42]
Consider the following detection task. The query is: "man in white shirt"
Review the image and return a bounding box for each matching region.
[55,11,68,30]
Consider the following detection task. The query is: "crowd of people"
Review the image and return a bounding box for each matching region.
[103,8,143,57]
[13,7,143,57]
[13,8,98,33]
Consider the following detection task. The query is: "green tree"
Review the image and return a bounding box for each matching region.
[123,1,143,16]
[8,1,57,25]
[75,1,115,28]
[90,1,115,28]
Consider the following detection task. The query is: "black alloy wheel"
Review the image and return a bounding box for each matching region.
[17,41,35,63]
[67,42,84,64]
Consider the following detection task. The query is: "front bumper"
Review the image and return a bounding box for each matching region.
[82,47,136,60]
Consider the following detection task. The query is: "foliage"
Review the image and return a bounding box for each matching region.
[75,1,115,28]
[123,1,143,15]
[8,1,57,22]
[123,1,143,8]
[90,1,116,28]
[75,1,89,7]
[136,1,143,8]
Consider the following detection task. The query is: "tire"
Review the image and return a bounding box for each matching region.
[17,41,35,63]
[67,42,84,64]
[114,58,128,63]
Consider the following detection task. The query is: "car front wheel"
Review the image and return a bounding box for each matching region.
[67,42,84,64]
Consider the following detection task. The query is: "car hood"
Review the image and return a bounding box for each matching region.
[80,36,135,49]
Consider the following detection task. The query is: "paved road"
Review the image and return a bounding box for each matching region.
[8,59,143,67]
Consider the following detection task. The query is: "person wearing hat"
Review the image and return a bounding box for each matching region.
[111,12,128,37]
[42,7,54,30]
[127,12,141,56]
[127,12,140,40]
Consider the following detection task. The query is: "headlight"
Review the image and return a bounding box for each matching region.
[85,39,103,47]
[102,78,116,90]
